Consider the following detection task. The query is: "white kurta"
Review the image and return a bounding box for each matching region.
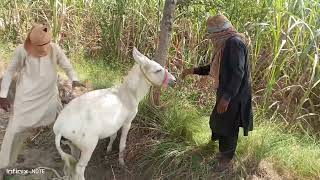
[0,43,78,132]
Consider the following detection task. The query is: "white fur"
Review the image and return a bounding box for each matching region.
[53,47,176,180]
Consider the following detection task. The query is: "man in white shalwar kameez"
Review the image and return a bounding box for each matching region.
[0,24,84,169]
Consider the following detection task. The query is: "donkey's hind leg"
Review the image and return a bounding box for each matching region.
[73,139,98,180]
[107,133,117,153]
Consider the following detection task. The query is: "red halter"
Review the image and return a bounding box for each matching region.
[162,68,169,88]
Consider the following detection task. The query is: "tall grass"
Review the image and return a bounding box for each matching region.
[1,0,318,125]
[237,121,320,178]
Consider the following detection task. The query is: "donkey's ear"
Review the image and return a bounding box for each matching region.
[133,47,148,65]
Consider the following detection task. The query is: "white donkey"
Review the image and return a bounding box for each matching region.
[53,47,176,180]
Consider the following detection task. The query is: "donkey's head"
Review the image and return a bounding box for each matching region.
[133,47,176,87]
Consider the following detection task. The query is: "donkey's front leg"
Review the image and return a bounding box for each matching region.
[118,121,132,166]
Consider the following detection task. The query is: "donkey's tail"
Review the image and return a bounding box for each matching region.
[55,134,77,175]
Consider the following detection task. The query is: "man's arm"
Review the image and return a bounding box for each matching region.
[193,64,211,76]
[55,44,79,82]
[0,46,23,98]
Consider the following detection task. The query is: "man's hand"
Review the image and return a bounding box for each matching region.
[0,97,11,112]
[181,68,194,79]
[217,97,230,114]
[72,81,86,88]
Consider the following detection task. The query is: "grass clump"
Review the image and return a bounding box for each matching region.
[137,95,320,179]
[237,121,320,178]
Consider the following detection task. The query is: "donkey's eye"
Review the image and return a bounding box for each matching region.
[154,69,162,73]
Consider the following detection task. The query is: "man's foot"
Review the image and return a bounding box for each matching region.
[213,156,234,172]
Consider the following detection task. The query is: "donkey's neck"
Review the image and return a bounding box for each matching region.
[120,64,151,104]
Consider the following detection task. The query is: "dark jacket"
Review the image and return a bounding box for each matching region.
[193,36,253,137]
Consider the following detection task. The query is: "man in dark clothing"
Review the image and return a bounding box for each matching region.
[181,14,253,171]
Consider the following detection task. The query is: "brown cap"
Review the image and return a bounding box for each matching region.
[206,15,233,34]
[24,23,52,57]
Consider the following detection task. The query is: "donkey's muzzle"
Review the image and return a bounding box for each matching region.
[168,78,177,87]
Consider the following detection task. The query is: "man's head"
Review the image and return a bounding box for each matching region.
[24,23,52,57]
[207,14,233,34]
[207,14,234,43]
[206,14,248,47]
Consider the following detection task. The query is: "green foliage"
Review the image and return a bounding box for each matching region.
[0,1,318,129]
[0,0,319,179]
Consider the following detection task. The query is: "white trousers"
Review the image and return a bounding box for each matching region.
[0,120,32,169]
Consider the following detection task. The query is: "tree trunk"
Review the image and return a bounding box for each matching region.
[150,0,178,106]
